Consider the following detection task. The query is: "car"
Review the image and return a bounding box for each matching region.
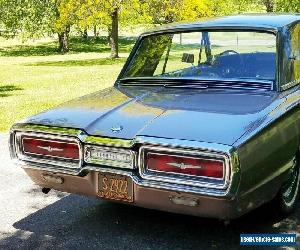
[9,14,300,220]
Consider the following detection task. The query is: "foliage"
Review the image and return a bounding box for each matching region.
[276,0,300,12]
[0,0,57,39]
[135,0,212,24]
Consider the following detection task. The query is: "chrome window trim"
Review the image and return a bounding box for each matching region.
[84,145,136,169]
[22,137,79,161]
[146,152,225,180]
[139,145,231,190]
[14,131,83,170]
[281,78,300,91]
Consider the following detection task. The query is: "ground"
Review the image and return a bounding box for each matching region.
[0,132,299,250]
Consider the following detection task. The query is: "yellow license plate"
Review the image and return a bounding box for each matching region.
[98,173,133,203]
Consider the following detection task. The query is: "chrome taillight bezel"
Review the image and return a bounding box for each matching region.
[139,145,231,189]
[13,131,83,169]
[146,152,225,179]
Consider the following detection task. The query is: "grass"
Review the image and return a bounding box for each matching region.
[0,36,135,132]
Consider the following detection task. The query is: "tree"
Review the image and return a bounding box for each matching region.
[139,0,212,24]
[57,0,123,58]
[263,0,274,12]
[61,0,146,58]
[0,0,271,56]
[55,0,78,53]
[0,0,73,53]
[276,0,300,12]
[0,0,57,39]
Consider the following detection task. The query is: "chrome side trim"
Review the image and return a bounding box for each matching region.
[139,145,230,190]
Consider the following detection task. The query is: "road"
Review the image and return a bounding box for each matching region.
[0,133,299,250]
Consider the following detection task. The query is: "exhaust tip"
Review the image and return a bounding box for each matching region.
[42,187,51,194]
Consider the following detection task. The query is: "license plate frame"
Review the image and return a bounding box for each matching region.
[98,173,134,203]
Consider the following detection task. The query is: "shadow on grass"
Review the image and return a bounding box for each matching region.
[24,57,127,67]
[0,85,23,97]
[0,36,136,57]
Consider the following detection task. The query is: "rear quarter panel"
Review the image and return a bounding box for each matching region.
[235,87,300,202]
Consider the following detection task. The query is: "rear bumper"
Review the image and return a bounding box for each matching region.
[23,167,240,220]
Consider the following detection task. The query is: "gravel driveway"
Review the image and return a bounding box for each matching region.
[0,133,299,250]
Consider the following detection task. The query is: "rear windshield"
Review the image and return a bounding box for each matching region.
[122,31,276,82]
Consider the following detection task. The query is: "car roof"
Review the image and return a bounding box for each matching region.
[143,14,300,35]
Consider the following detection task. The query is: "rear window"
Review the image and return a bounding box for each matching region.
[123,31,276,82]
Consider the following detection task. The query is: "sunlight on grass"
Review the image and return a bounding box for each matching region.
[0,37,132,132]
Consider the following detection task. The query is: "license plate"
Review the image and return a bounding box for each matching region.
[98,173,133,203]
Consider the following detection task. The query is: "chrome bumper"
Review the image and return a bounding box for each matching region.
[22,166,240,220]
[17,160,231,197]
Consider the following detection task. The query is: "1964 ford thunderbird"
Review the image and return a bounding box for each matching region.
[9,14,300,220]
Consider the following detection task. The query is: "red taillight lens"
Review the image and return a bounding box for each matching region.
[22,137,79,160]
[147,153,224,179]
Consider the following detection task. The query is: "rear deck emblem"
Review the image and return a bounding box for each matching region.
[111,125,123,133]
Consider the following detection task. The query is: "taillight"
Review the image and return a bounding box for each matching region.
[22,137,79,160]
[147,153,224,179]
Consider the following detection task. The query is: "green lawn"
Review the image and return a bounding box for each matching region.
[0,36,135,132]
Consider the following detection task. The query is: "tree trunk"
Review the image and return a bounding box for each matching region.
[165,0,175,23]
[83,28,88,40]
[58,26,70,53]
[109,9,119,58]
[107,25,112,45]
[165,13,174,23]
[263,0,274,12]
[93,25,98,39]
